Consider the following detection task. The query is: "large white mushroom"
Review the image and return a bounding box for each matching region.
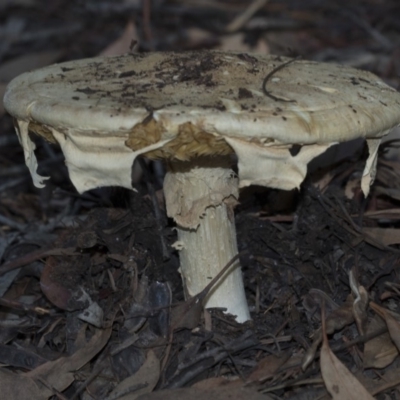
[4,51,400,322]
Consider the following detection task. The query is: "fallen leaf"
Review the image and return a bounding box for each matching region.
[247,352,291,382]
[362,227,400,246]
[99,21,138,57]
[363,208,400,220]
[370,365,400,397]
[364,315,398,369]
[302,294,354,370]
[192,376,242,390]
[191,377,275,400]
[374,186,400,202]
[370,302,400,350]
[0,324,112,400]
[0,343,48,370]
[107,350,160,400]
[320,328,375,399]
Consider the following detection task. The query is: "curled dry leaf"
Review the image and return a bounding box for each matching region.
[320,323,375,399]
[106,350,160,400]
[0,324,112,400]
[363,208,400,220]
[364,315,398,369]
[40,256,91,312]
[302,294,355,370]
[362,227,400,246]
[99,21,139,57]
[246,351,291,382]
[374,186,400,202]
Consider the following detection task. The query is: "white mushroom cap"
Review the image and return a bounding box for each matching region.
[4,51,400,196]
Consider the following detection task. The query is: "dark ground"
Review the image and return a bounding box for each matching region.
[1,1,400,399]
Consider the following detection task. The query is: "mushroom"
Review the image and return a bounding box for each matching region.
[4,51,400,322]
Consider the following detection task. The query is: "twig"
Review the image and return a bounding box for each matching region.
[164,331,257,389]
[0,247,78,277]
[160,253,246,380]
[226,0,270,32]
[0,297,50,315]
[262,57,301,102]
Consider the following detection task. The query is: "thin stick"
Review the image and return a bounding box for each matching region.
[262,57,301,102]
[226,0,270,32]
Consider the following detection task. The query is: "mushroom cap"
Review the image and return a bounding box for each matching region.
[4,51,400,193]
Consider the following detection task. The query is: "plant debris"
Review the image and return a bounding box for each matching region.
[1,1,400,399]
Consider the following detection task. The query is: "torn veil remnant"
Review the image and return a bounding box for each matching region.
[4,51,400,322]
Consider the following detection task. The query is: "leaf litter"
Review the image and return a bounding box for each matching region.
[1,0,400,399]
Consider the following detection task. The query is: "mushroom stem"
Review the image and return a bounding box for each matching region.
[164,159,250,322]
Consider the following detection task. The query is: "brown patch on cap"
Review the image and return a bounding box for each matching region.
[126,119,233,160]
[125,118,164,151]
[238,87,253,99]
[28,121,56,143]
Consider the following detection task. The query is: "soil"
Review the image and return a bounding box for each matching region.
[1,1,400,399]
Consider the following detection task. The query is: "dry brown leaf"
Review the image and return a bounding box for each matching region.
[99,21,138,57]
[363,208,400,220]
[370,365,400,396]
[364,315,398,369]
[0,325,112,400]
[107,350,160,400]
[320,331,375,399]
[362,227,400,246]
[302,294,354,370]
[374,186,400,201]
[190,376,272,400]
[370,302,400,350]
[0,51,63,83]
[0,368,42,400]
[192,377,242,390]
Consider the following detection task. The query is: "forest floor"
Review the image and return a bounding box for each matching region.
[1,1,400,399]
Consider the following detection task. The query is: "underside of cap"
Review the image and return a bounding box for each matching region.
[4,51,400,194]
